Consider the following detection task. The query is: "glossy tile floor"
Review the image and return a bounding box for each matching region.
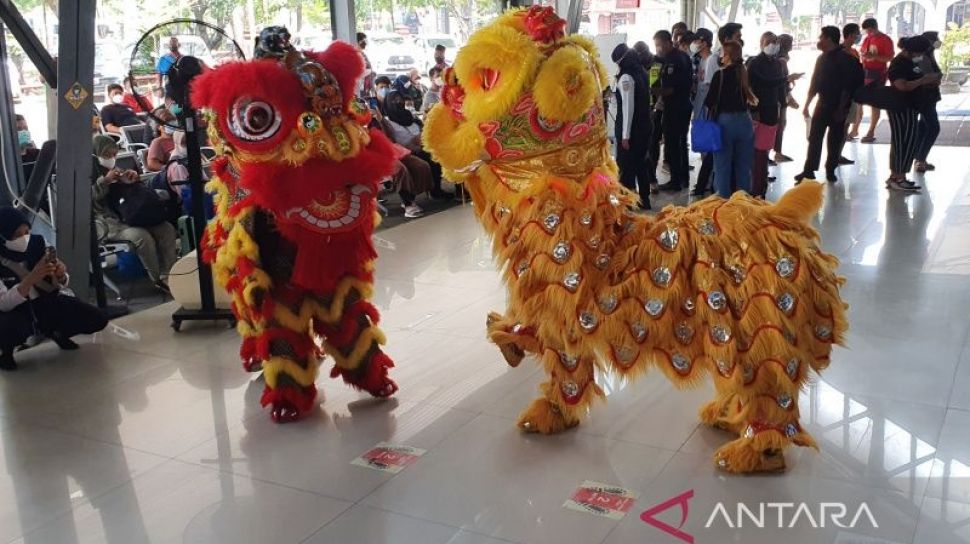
[2,143,970,544]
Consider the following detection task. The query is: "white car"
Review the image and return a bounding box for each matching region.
[368,34,420,79]
[294,34,333,53]
[95,42,126,89]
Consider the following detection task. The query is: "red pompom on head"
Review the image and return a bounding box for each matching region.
[524,6,566,44]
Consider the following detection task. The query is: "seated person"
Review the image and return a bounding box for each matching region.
[383,90,454,200]
[0,207,108,371]
[146,109,177,172]
[15,114,39,180]
[422,66,444,114]
[367,105,432,217]
[165,131,214,218]
[392,73,424,113]
[100,84,144,134]
[122,76,154,113]
[374,76,392,110]
[91,135,178,294]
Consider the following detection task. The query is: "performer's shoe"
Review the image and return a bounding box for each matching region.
[242,358,263,373]
[837,156,854,165]
[825,169,838,183]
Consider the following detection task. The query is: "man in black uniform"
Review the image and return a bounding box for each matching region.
[796,26,864,184]
[653,30,693,192]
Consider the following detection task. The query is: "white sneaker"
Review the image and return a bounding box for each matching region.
[887,179,921,193]
[403,204,424,218]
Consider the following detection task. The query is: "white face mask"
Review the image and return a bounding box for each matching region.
[912,55,925,63]
[98,156,116,169]
[764,43,780,56]
[110,94,124,104]
[689,42,701,54]
[4,234,30,253]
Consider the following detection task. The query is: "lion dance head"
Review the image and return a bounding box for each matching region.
[424,7,613,201]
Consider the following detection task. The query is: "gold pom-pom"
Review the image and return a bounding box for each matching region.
[533,45,599,123]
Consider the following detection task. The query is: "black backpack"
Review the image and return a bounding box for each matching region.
[107,180,168,228]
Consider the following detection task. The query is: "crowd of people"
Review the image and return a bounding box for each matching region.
[609,18,945,208]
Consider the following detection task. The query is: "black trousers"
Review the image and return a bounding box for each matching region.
[0,294,108,350]
[617,130,653,207]
[648,109,663,170]
[803,103,847,174]
[662,105,691,187]
[695,153,713,192]
[915,102,940,162]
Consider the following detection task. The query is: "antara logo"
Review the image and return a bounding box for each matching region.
[639,489,879,543]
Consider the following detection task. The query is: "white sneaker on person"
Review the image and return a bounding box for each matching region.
[887,179,921,193]
[402,204,424,218]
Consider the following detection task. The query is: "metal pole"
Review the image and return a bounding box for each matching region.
[55,0,96,301]
[330,0,357,43]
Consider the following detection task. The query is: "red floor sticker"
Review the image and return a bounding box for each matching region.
[352,442,426,474]
[563,480,640,520]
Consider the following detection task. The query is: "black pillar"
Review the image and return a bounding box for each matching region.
[55,0,96,301]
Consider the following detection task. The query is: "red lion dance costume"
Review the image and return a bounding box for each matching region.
[193,27,398,422]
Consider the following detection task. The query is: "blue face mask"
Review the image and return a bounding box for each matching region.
[169,103,182,116]
[17,130,31,147]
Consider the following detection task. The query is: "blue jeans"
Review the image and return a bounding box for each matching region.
[713,111,754,198]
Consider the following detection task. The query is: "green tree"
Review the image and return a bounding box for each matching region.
[940,22,970,79]
[820,0,875,24]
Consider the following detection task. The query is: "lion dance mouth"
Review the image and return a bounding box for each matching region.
[284,184,372,233]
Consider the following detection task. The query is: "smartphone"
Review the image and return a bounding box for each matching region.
[45,246,57,264]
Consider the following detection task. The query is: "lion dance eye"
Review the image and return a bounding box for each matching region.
[229,98,282,141]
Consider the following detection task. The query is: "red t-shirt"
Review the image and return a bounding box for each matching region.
[123,93,153,113]
[860,32,894,73]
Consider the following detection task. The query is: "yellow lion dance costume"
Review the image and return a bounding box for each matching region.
[423,7,847,473]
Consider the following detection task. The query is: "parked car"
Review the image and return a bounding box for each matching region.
[369,34,420,79]
[294,34,333,52]
[412,34,458,73]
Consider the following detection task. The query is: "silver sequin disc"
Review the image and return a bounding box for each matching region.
[815,325,832,340]
[742,364,754,382]
[613,344,636,364]
[728,265,747,284]
[778,393,793,409]
[658,227,679,251]
[785,423,798,437]
[595,253,611,270]
[775,256,796,278]
[516,260,529,276]
[786,358,799,378]
[559,351,578,370]
[652,267,672,287]
[676,321,694,343]
[644,298,665,317]
[630,322,647,342]
[587,236,601,249]
[598,294,618,314]
[744,426,755,438]
[563,272,581,291]
[671,353,691,372]
[608,194,620,206]
[716,359,732,376]
[776,292,795,314]
[561,381,580,398]
[579,311,598,331]
[552,241,571,264]
[698,218,718,235]
[707,291,727,311]
[580,211,593,225]
[543,213,561,232]
[711,325,731,344]
[683,297,696,313]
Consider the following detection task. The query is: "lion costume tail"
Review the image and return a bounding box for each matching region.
[770,181,826,225]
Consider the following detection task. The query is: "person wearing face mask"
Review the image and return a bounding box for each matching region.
[357,32,376,99]
[796,26,864,185]
[747,32,803,197]
[100,84,144,134]
[423,66,445,114]
[383,90,452,200]
[91,135,178,293]
[374,76,392,110]
[913,31,942,174]
[611,43,653,210]
[0,207,108,371]
[146,109,177,172]
[884,36,941,192]
[690,28,718,196]
[394,71,425,113]
[14,114,38,179]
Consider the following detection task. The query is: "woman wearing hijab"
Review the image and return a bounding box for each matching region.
[885,36,941,192]
[91,134,178,292]
[913,31,943,173]
[383,89,454,200]
[611,43,653,210]
[0,207,108,371]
